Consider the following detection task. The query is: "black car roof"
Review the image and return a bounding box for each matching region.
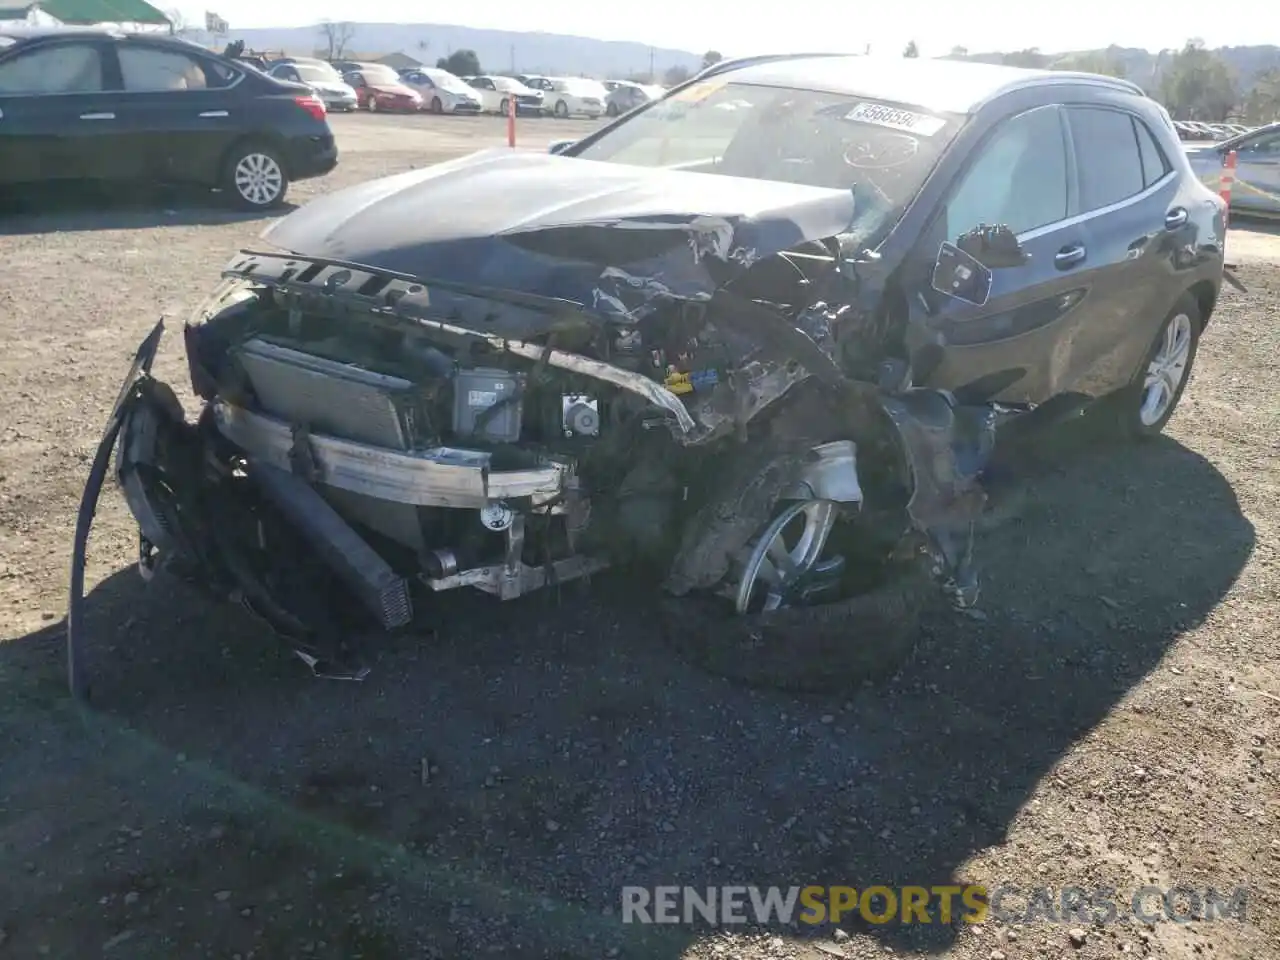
[0,25,213,52]
[700,53,1146,115]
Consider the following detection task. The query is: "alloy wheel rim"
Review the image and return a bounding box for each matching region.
[233,153,283,206]
[1140,313,1193,426]
[733,499,838,614]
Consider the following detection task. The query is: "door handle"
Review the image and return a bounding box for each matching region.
[1054,244,1087,269]
[79,112,115,120]
[198,110,229,118]
[1164,207,1189,230]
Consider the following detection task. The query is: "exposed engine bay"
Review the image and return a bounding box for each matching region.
[73,200,996,690]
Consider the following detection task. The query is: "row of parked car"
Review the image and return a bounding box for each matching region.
[1173,120,1257,142]
[258,55,664,119]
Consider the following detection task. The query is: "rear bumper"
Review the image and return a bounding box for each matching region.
[319,92,357,110]
[284,133,339,180]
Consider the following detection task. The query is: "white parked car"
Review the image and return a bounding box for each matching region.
[400,67,483,114]
[541,77,608,118]
[464,75,545,116]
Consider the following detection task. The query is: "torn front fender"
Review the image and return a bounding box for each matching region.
[878,389,995,608]
[67,319,165,701]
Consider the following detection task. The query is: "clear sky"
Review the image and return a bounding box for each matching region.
[180,0,1273,56]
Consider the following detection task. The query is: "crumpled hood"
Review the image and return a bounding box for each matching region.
[260,149,857,321]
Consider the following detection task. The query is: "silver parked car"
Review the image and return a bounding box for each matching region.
[605,81,663,116]
[1185,120,1280,217]
[268,58,358,112]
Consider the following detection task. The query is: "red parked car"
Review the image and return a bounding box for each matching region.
[344,64,423,112]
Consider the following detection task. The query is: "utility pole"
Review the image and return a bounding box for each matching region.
[649,46,654,82]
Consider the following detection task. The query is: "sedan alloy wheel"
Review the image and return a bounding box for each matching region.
[231,151,285,208]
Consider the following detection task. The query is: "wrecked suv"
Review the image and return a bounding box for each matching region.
[71,53,1227,696]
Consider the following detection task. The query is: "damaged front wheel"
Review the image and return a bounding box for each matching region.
[733,499,841,613]
[660,428,935,692]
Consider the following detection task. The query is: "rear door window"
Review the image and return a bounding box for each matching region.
[0,42,105,94]
[1134,118,1171,187]
[119,46,235,91]
[945,105,1068,238]
[1066,107,1146,211]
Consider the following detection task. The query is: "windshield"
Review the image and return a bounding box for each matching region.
[295,63,342,83]
[573,79,962,232]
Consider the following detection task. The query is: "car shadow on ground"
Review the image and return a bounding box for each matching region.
[0,183,296,234]
[1,430,1255,957]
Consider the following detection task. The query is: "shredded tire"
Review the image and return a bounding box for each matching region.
[659,560,935,693]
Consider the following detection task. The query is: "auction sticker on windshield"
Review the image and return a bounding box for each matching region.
[844,102,947,136]
[670,78,727,103]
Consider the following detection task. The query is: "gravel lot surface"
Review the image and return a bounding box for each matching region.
[1,113,1277,960]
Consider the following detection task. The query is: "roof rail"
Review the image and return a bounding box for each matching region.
[690,51,850,82]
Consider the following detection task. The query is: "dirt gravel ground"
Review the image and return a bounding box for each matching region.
[1,113,1277,960]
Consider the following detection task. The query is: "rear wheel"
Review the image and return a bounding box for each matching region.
[554,99,569,117]
[606,102,619,117]
[430,96,443,114]
[366,96,378,112]
[1098,293,1202,440]
[221,142,289,210]
[499,97,511,117]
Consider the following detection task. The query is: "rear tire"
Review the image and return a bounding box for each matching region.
[499,98,510,117]
[1096,293,1202,441]
[366,96,378,112]
[554,99,569,118]
[606,102,619,117]
[221,141,289,211]
[430,96,443,114]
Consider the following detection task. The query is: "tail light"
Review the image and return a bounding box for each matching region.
[294,94,327,121]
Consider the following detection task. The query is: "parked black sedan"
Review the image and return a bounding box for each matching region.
[0,27,338,209]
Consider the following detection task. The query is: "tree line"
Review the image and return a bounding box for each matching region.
[914,37,1280,124]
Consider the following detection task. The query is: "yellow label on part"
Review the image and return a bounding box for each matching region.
[664,372,694,395]
[669,79,725,104]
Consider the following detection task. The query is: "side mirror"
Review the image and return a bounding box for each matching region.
[548,140,575,156]
[932,242,993,307]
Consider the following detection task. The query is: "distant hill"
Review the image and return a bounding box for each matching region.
[954,44,1280,92]
[203,22,702,79]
